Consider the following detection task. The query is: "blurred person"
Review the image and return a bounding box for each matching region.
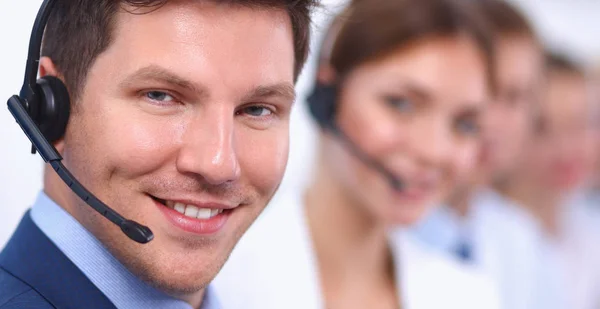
[581,63,600,208]
[410,1,547,309]
[504,52,600,309]
[213,0,502,308]
[0,0,317,308]
[561,58,600,217]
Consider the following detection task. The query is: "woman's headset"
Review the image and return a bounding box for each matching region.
[306,81,404,191]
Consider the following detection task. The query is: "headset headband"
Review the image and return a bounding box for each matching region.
[21,0,56,105]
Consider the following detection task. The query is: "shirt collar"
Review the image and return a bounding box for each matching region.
[409,204,465,253]
[30,191,220,309]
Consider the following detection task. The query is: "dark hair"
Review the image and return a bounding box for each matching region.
[476,0,538,41]
[324,0,495,90]
[545,51,584,76]
[41,0,317,102]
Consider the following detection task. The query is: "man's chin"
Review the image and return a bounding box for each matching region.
[147,275,210,297]
[133,258,222,297]
[104,231,227,298]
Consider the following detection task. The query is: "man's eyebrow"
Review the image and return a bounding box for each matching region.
[122,65,295,103]
[403,81,434,103]
[244,83,296,104]
[120,65,207,96]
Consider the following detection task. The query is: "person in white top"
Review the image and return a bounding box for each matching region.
[213,0,501,308]
[410,2,548,308]
[503,52,600,309]
[581,63,600,217]
[214,189,500,309]
[411,189,544,309]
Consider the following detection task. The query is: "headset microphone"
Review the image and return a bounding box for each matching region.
[307,83,404,191]
[6,0,153,244]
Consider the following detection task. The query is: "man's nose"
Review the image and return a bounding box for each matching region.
[411,117,454,167]
[176,107,241,185]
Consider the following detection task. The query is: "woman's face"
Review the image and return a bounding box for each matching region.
[324,36,489,226]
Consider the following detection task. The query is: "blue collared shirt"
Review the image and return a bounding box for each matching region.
[30,191,220,309]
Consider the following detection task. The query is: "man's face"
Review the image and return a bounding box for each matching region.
[480,36,543,182]
[524,71,595,191]
[591,72,600,188]
[58,1,295,295]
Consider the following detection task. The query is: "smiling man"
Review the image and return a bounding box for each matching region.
[0,0,316,308]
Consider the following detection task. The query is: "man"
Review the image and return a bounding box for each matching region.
[0,0,316,308]
[504,52,600,309]
[583,62,600,209]
[410,1,547,309]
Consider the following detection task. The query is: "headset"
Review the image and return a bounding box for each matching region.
[6,0,153,244]
[306,82,404,191]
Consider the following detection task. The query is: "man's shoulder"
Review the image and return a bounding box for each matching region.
[474,189,541,236]
[0,210,115,309]
[473,190,544,269]
[398,234,502,309]
[0,267,53,309]
[432,255,500,306]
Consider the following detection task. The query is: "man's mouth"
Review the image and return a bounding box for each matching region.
[152,197,223,220]
[150,195,232,235]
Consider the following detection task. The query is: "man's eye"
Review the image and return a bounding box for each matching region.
[385,96,414,113]
[241,106,273,117]
[455,118,480,136]
[145,91,175,103]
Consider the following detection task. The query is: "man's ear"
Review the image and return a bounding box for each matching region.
[38,56,67,153]
[39,56,60,78]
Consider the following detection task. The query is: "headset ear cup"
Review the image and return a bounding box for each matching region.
[36,76,71,143]
[306,83,337,129]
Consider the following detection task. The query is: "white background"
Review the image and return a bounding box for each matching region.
[1,0,599,247]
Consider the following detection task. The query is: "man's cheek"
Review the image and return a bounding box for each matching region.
[105,138,175,184]
[240,135,289,191]
[454,146,478,180]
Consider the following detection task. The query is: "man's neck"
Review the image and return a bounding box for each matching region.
[172,290,205,309]
[502,174,564,238]
[446,171,488,219]
[446,184,478,219]
[43,165,72,213]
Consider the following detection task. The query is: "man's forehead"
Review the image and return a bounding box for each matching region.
[544,88,590,124]
[116,0,292,29]
[98,0,296,95]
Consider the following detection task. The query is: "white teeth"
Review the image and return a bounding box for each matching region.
[197,208,212,219]
[167,200,224,219]
[184,205,199,218]
[174,203,186,214]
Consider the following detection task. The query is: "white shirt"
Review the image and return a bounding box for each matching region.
[538,191,600,309]
[410,189,545,309]
[213,190,501,309]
